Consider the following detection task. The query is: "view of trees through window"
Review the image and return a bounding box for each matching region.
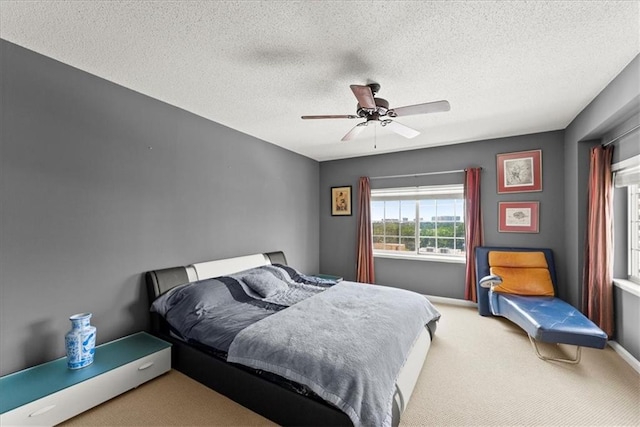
[371,193,466,257]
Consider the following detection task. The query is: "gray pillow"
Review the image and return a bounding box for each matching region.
[243,273,288,298]
[150,278,236,316]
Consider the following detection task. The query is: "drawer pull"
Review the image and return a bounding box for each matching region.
[29,405,56,417]
[138,361,154,370]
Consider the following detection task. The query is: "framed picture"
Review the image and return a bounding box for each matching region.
[499,201,539,233]
[497,149,542,193]
[331,186,352,216]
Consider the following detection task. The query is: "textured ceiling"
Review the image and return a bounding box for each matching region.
[1,1,639,161]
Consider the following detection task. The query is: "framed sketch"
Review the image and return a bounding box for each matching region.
[497,149,542,193]
[331,186,352,216]
[499,201,539,233]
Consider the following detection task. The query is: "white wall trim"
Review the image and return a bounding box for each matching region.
[375,253,466,264]
[612,278,640,298]
[424,295,477,307]
[611,153,640,172]
[608,341,640,374]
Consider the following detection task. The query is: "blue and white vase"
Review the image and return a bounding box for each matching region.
[65,313,96,369]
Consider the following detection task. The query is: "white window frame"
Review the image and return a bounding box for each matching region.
[627,183,640,285]
[612,153,640,293]
[371,185,465,263]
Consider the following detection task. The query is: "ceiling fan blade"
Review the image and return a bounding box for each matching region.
[350,85,376,110]
[301,114,358,119]
[381,120,420,139]
[388,100,451,117]
[341,122,368,141]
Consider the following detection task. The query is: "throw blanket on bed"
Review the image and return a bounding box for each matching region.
[227,281,441,427]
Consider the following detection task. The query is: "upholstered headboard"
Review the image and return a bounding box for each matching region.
[145,251,287,302]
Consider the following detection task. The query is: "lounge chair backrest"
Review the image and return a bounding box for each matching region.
[488,251,555,297]
[475,247,558,316]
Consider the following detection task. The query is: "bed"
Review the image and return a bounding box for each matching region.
[145,251,440,427]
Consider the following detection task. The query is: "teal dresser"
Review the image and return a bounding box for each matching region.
[0,332,171,426]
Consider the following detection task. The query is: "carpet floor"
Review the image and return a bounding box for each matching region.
[61,302,640,426]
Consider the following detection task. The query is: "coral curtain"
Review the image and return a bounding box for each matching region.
[464,168,484,302]
[356,177,375,283]
[582,145,614,337]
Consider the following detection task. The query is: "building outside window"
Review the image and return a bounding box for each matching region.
[371,185,465,260]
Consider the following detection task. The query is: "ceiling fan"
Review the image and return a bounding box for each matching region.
[301,83,450,141]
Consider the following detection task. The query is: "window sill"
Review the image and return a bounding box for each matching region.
[613,278,640,298]
[374,252,466,264]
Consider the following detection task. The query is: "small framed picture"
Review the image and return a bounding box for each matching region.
[499,201,539,233]
[497,149,542,193]
[331,186,352,216]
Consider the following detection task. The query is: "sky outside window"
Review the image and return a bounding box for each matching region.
[372,199,461,221]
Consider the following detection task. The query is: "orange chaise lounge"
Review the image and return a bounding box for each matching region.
[475,247,608,364]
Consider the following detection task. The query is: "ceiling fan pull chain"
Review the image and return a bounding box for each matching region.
[374,124,377,150]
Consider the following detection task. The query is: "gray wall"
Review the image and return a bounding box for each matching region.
[564,54,640,306]
[563,54,639,361]
[0,40,320,375]
[319,131,566,299]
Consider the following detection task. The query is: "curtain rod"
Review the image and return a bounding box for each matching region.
[602,124,640,147]
[370,168,469,180]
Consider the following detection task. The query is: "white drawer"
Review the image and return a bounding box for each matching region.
[1,348,170,426]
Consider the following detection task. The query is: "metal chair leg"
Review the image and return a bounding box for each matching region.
[528,335,582,364]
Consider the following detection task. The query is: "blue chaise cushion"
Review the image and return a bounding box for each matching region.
[490,292,608,349]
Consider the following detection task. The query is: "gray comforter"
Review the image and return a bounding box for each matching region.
[227,281,440,427]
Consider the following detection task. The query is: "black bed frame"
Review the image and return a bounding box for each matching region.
[145,252,357,426]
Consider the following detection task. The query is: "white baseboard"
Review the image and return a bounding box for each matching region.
[424,295,477,307]
[608,341,640,374]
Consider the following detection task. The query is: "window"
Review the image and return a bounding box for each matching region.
[628,184,640,284]
[371,185,465,260]
[613,153,640,285]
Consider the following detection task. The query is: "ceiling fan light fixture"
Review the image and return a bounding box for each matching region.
[301,83,450,141]
[341,121,368,142]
